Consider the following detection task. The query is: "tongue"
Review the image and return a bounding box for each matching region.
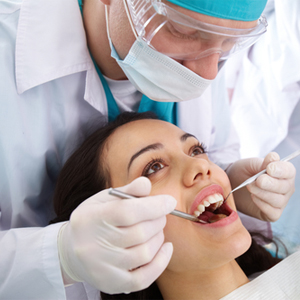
[208,214,227,223]
[198,211,227,224]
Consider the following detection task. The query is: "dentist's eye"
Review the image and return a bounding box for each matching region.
[190,143,206,157]
[167,21,198,40]
[142,158,166,177]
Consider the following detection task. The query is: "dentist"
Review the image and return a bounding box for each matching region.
[0,0,295,299]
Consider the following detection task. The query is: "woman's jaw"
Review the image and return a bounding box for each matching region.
[160,185,251,300]
[163,180,251,276]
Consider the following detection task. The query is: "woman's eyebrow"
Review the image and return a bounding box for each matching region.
[128,143,163,171]
[181,133,197,142]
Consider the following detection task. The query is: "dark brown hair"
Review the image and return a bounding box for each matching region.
[50,111,158,224]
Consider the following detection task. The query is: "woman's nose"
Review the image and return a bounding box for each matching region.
[182,53,220,80]
[183,157,211,187]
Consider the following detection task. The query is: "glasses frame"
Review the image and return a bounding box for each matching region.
[124,0,268,60]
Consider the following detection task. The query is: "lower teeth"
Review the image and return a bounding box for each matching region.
[208,214,227,223]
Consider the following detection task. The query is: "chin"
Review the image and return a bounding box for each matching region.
[212,228,252,270]
[231,227,252,259]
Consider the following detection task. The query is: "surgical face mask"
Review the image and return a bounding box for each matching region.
[105,5,212,102]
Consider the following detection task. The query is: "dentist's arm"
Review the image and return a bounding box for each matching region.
[58,177,176,294]
[226,152,296,222]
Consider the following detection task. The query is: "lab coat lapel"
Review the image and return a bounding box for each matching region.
[15,0,91,93]
[15,0,108,115]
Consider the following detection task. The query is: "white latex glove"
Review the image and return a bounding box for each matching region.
[226,152,296,222]
[57,177,176,294]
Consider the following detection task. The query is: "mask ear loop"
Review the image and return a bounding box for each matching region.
[105,5,112,39]
[105,2,138,44]
[122,0,138,39]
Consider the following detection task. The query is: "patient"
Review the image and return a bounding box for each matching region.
[51,112,297,300]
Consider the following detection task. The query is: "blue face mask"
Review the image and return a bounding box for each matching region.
[105,6,212,102]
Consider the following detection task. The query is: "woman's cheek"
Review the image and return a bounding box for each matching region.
[162,216,197,272]
[163,215,179,243]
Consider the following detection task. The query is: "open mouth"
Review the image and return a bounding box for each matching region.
[192,193,231,224]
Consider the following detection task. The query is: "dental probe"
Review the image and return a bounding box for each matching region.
[225,149,300,202]
[108,188,207,223]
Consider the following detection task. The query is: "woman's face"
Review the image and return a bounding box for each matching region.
[104,119,251,273]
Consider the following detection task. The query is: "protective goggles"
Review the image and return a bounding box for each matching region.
[124,0,268,61]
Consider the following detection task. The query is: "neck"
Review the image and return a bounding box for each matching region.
[157,260,249,300]
[82,0,129,80]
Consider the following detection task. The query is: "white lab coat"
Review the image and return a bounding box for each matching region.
[0,0,239,299]
[225,0,300,250]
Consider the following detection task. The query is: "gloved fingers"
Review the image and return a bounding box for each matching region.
[250,193,284,222]
[266,161,296,180]
[116,176,152,197]
[252,172,295,195]
[84,232,169,293]
[96,194,176,227]
[102,216,167,248]
[247,174,293,222]
[246,157,264,175]
[121,242,173,293]
[260,152,280,170]
[91,177,152,204]
[118,231,165,270]
[247,183,287,209]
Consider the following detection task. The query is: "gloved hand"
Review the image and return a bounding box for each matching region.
[57,177,176,294]
[226,152,296,222]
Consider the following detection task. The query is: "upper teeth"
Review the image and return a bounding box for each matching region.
[193,193,224,217]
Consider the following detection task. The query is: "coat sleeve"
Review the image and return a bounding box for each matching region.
[0,223,67,300]
[0,3,67,299]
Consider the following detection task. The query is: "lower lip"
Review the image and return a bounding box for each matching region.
[195,202,238,228]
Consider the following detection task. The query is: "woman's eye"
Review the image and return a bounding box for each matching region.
[191,145,205,157]
[147,162,164,175]
[143,161,165,176]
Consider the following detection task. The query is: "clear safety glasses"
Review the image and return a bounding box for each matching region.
[123,0,268,61]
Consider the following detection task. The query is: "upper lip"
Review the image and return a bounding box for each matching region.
[190,184,224,215]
